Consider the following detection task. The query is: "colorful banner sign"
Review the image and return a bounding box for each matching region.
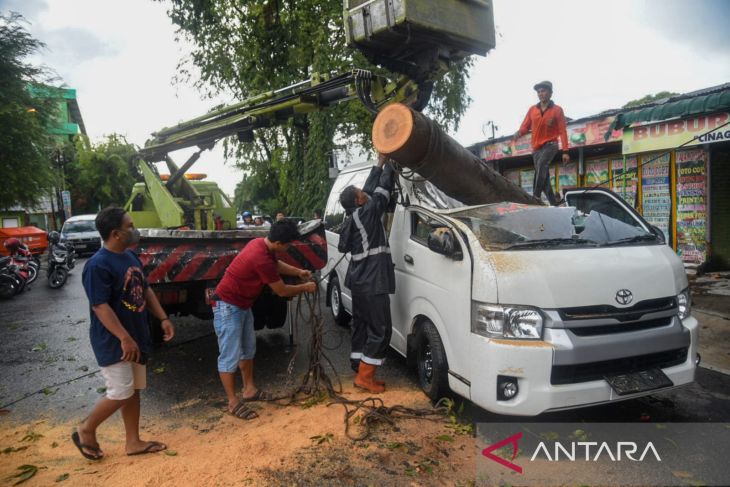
[479,115,620,161]
[585,158,610,188]
[641,153,672,244]
[520,169,534,195]
[557,162,578,193]
[504,169,521,186]
[675,149,707,264]
[610,156,638,207]
[622,112,730,154]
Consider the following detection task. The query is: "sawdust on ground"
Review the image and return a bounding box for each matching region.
[0,387,477,486]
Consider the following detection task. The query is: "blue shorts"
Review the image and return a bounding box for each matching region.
[212,301,256,373]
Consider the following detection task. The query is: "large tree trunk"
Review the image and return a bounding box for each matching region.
[372,103,542,206]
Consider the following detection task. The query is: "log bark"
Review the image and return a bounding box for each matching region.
[372,103,542,206]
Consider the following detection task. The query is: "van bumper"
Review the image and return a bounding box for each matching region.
[469,316,699,416]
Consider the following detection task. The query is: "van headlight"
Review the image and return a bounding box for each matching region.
[677,288,691,320]
[472,302,543,340]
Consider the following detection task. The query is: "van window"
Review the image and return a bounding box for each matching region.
[324,170,368,233]
[566,192,641,228]
[62,220,97,233]
[410,212,460,254]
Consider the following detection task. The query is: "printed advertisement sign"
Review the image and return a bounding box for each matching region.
[585,158,610,188]
[479,115,620,161]
[675,149,707,264]
[504,169,521,187]
[520,169,534,195]
[611,156,638,207]
[557,162,578,193]
[622,112,730,154]
[641,152,671,244]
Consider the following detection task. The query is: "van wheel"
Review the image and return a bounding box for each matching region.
[329,276,350,327]
[416,320,450,401]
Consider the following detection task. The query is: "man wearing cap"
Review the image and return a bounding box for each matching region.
[513,80,570,205]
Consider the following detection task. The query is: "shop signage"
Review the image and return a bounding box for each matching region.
[675,149,707,265]
[622,112,730,154]
[480,115,620,161]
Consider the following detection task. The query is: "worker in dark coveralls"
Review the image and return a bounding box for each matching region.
[513,80,570,205]
[338,153,396,393]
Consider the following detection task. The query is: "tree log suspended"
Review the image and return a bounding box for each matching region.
[372,103,542,206]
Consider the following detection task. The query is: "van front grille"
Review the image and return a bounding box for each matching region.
[568,317,673,336]
[558,297,677,322]
[550,347,687,385]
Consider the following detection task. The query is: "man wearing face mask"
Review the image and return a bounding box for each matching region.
[74,207,175,461]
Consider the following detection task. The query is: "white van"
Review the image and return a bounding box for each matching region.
[321,162,697,416]
[61,214,101,255]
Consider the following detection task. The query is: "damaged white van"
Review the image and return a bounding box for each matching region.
[321,162,698,416]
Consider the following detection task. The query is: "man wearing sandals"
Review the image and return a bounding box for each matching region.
[74,207,175,460]
[212,219,316,419]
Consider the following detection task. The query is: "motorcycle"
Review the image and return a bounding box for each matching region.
[0,257,26,298]
[10,243,39,285]
[0,257,20,299]
[47,232,76,289]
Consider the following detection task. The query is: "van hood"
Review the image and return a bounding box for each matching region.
[63,231,99,240]
[481,245,687,309]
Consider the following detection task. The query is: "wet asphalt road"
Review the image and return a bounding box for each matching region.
[1,257,729,426]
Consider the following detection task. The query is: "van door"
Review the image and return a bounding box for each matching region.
[389,207,472,377]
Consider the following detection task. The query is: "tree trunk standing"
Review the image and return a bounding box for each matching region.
[372,103,542,206]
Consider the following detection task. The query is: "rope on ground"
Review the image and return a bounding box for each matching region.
[266,284,449,441]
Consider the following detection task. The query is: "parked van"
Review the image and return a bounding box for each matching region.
[321,162,697,416]
[61,214,101,255]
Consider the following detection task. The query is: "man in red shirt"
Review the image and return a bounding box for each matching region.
[212,220,316,419]
[513,80,570,205]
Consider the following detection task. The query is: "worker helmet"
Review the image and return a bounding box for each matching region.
[242,211,252,218]
[48,231,61,244]
[3,237,21,251]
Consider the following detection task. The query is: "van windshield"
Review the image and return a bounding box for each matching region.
[453,203,659,251]
[62,221,97,233]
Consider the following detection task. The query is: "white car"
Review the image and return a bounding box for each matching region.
[321,163,697,416]
[61,214,101,255]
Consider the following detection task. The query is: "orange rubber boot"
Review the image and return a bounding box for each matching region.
[355,362,385,387]
[354,362,385,393]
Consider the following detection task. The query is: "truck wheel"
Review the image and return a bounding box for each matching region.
[416,320,450,401]
[328,276,350,327]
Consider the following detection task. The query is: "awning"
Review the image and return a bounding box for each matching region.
[605,90,730,140]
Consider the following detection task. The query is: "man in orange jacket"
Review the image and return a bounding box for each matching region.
[513,80,570,205]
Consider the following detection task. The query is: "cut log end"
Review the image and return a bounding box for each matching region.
[372,103,414,154]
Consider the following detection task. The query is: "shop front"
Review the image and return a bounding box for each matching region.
[474,105,730,270]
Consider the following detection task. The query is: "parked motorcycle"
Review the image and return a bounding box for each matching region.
[47,231,76,289]
[4,238,39,286]
[0,256,22,299]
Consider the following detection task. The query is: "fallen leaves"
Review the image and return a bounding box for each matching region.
[5,465,44,485]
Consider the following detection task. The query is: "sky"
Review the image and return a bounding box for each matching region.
[3,0,729,198]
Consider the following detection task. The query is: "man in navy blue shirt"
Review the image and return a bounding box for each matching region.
[72,207,175,460]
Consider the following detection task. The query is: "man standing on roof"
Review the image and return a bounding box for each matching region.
[513,80,570,205]
[338,153,395,393]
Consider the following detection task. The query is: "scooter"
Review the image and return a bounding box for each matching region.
[0,257,26,298]
[47,231,76,289]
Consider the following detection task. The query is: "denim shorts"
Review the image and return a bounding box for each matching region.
[212,300,256,373]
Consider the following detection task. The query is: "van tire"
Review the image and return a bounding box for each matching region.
[416,320,450,401]
[328,276,350,327]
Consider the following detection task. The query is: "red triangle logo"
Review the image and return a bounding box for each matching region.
[481,431,523,473]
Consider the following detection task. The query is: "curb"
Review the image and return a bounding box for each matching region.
[699,363,730,376]
[693,308,730,321]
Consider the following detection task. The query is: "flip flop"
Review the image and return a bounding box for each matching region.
[229,402,258,420]
[241,390,271,402]
[71,431,103,461]
[127,441,167,456]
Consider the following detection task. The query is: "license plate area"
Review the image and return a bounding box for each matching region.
[604,368,674,396]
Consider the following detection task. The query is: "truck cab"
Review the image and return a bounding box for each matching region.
[321,163,698,416]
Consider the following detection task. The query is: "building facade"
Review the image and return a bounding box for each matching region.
[468,83,730,270]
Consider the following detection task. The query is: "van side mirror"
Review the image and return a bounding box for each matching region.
[427,227,462,260]
[649,225,666,245]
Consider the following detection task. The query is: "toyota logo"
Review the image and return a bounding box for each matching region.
[615,289,633,305]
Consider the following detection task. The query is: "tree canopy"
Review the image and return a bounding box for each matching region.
[623,91,679,109]
[0,13,61,210]
[162,0,474,215]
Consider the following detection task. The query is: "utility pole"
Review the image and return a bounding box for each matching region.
[483,120,499,140]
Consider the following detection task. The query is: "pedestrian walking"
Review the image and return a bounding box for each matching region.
[513,80,570,205]
[338,153,396,393]
[73,207,175,460]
